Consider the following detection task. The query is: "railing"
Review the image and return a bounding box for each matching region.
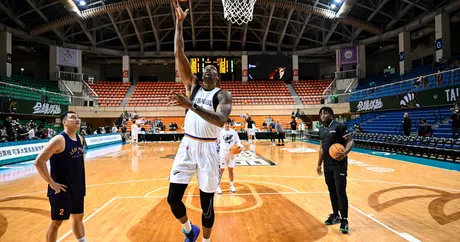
[335,70,359,80]
[55,71,89,82]
[343,67,460,102]
[0,81,73,105]
[81,80,99,106]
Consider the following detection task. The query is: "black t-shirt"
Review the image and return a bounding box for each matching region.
[290,121,297,130]
[318,121,350,166]
[451,114,460,127]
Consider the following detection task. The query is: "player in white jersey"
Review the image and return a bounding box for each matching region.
[217,118,243,194]
[131,123,138,146]
[167,1,233,241]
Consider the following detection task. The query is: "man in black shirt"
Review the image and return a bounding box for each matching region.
[451,109,460,139]
[317,107,354,234]
[290,118,297,141]
[403,113,411,136]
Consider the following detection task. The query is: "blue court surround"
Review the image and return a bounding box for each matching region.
[305,140,460,172]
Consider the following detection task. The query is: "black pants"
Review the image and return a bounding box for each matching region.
[403,129,410,136]
[452,127,460,139]
[270,132,276,143]
[277,132,285,144]
[324,163,348,218]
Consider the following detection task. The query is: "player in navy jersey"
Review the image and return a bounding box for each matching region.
[34,111,86,242]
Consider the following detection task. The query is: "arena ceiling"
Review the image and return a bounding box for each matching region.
[0,0,459,58]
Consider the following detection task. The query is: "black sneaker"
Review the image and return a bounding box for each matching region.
[340,218,349,234]
[324,214,341,225]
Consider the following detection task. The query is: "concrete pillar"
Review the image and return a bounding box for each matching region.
[335,49,340,78]
[49,45,58,80]
[77,49,83,74]
[357,45,366,79]
[292,54,299,81]
[399,32,412,75]
[0,32,12,77]
[435,13,451,61]
[242,54,248,82]
[122,55,130,83]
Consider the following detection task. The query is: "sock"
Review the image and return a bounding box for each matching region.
[203,238,211,242]
[77,237,86,242]
[230,181,234,186]
[342,217,347,220]
[181,219,192,233]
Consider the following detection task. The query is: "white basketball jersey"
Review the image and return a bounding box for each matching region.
[219,128,240,152]
[184,86,221,138]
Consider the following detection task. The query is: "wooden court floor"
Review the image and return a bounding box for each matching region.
[0,140,459,242]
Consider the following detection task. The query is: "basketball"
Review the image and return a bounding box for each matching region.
[230,144,242,154]
[329,143,346,161]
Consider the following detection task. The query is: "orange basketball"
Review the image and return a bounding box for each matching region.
[230,144,242,154]
[329,143,346,161]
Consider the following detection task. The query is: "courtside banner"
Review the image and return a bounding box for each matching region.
[0,139,50,166]
[85,133,122,149]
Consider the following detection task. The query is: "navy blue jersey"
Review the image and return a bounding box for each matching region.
[47,132,85,198]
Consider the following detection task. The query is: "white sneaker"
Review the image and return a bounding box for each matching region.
[230,185,236,193]
[216,187,222,194]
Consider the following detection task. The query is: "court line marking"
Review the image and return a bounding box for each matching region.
[143,179,300,197]
[3,174,460,201]
[349,204,421,242]
[57,197,117,242]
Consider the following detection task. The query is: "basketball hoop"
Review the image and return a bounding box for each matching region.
[222,0,256,25]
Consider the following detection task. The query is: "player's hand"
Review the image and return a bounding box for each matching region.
[173,0,189,22]
[168,91,192,109]
[317,165,323,176]
[50,181,67,194]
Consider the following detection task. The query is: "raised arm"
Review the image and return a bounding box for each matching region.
[173,0,198,96]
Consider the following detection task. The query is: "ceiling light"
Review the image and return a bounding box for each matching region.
[335,0,342,3]
[331,4,336,9]
[79,1,86,6]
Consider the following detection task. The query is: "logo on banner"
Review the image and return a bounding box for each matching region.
[344,51,353,60]
[293,69,299,77]
[32,102,62,115]
[399,93,420,108]
[123,70,129,78]
[175,70,180,78]
[57,47,79,67]
[356,98,384,112]
[242,69,248,77]
[6,53,12,63]
[436,39,443,51]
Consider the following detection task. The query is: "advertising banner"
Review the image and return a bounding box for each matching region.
[350,85,460,112]
[57,47,80,67]
[85,133,122,149]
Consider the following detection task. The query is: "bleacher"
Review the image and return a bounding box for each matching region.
[0,73,70,105]
[348,107,453,137]
[291,80,332,104]
[89,81,130,107]
[127,82,185,107]
[349,56,460,102]
[307,132,460,162]
[220,81,295,105]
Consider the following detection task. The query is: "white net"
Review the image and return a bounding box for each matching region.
[222,0,256,25]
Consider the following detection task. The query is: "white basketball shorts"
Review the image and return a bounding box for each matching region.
[219,150,236,168]
[169,136,220,193]
[247,129,255,136]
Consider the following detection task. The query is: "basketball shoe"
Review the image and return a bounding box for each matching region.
[182,224,200,242]
[216,186,222,194]
[230,185,236,193]
[324,214,341,225]
[340,218,349,234]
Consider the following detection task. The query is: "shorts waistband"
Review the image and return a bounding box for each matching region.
[185,133,217,142]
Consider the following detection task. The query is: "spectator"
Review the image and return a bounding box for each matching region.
[269,121,276,145]
[290,118,297,141]
[299,122,305,139]
[418,119,432,137]
[403,113,411,136]
[451,108,460,139]
[354,124,363,133]
[112,123,118,133]
[121,125,128,141]
[262,120,267,130]
[275,120,285,146]
[133,111,139,119]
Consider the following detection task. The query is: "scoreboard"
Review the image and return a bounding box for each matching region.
[190,57,234,74]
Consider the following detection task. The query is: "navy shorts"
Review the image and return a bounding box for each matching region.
[48,192,84,220]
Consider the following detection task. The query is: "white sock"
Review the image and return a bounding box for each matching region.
[230,181,234,186]
[77,236,86,242]
[203,238,211,242]
[181,219,192,233]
